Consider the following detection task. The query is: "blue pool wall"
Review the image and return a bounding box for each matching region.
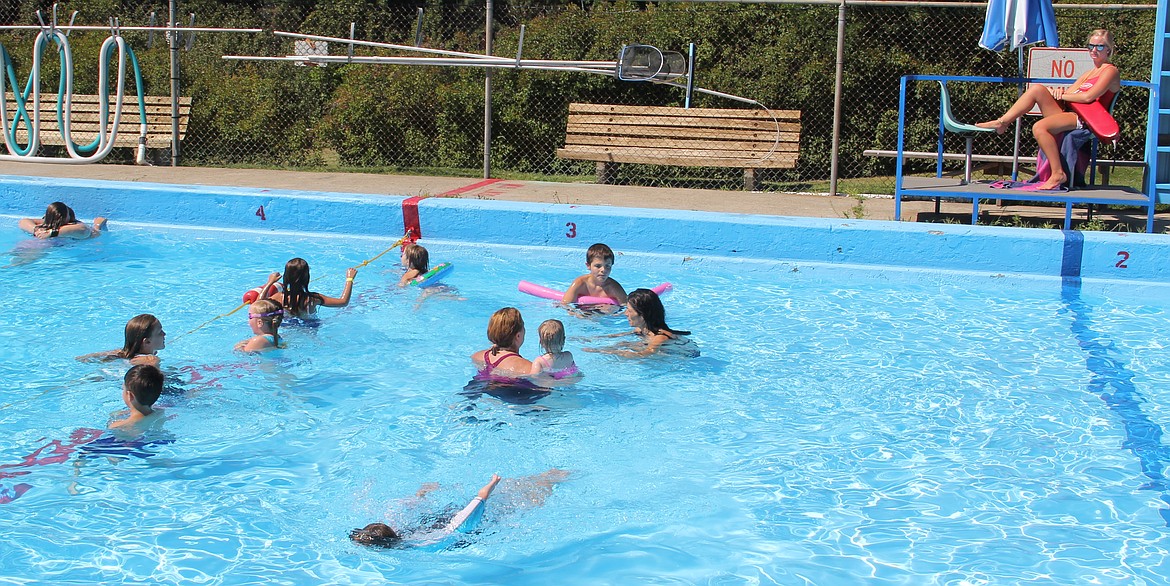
[1,174,1168,284]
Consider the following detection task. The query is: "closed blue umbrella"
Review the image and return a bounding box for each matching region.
[979,0,1059,51]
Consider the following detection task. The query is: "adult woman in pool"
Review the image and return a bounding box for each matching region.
[471,307,532,379]
[976,29,1121,190]
[583,289,698,357]
[18,202,106,239]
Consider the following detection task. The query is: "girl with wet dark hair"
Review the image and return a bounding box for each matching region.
[583,289,698,357]
[262,257,358,319]
[18,202,106,239]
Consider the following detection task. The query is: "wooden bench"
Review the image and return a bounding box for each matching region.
[3,93,192,163]
[557,103,801,191]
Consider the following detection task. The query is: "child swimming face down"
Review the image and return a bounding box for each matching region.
[349,522,399,548]
[39,202,77,231]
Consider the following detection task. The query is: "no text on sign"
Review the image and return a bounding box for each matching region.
[1025,47,1094,115]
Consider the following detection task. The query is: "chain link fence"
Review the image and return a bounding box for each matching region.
[0,1,1156,194]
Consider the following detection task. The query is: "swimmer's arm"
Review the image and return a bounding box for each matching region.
[583,333,666,357]
[18,218,39,234]
[259,272,282,299]
[398,269,421,287]
[561,276,587,304]
[574,330,637,342]
[129,354,161,368]
[604,279,627,304]
[57,222,94,239]
[528,354,549,375]
[76,349,119,362]
[442,474,502,533]
[319,267,358,307]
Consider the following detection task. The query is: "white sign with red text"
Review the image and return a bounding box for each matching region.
[1025,47,1094,115]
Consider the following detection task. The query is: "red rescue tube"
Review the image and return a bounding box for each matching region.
[242,283,283,304]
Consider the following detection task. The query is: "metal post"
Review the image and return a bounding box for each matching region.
[1011,48,1023,180]
[169,0,180,166]
[684,43,696,108]
[483,0,493,179]
[828,0,847,196]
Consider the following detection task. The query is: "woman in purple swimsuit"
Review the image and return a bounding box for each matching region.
[470,307,532,380]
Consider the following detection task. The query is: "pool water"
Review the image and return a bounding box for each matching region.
[1,223,1170,584]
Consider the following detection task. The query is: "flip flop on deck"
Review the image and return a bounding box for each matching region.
[988,180,1069,193]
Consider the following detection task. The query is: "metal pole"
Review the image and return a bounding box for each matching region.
[169,0,180,166]
[1011,48,1023,180]
[828,0,846,196]
[483,0,493,179]
[684,43,696,108]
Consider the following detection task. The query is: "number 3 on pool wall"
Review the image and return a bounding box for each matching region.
[566,222,576,238]
[1116,251,1129,269]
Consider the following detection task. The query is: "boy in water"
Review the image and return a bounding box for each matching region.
[561,243,627,305]
[110,365,164,430]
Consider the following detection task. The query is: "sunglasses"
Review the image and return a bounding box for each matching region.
[1087,44,1110,52]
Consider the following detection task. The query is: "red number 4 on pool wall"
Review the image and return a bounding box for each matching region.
[256,206,266,221]
[566,222,576,238]
[1116,251,1129,269]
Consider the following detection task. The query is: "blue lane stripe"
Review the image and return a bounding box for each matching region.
[1061,229,1083,279]
[1062,280,1170,525]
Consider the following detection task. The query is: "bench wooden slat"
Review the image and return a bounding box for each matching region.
[564,133,799,153]
[557,146,798,168]
[568,122,804,141]
[567,113,797,133]
[568,102,800,121]
[567,121,801,141]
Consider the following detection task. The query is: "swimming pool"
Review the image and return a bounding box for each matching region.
[2,179,1170,583]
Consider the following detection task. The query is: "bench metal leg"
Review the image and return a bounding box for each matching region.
[596,162,618,184]
[1064,202,1073,230]
[744,168,758,191]
[963,136,974,185]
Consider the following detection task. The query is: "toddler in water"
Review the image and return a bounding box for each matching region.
[236,299,283,352]
[529,319,581,381]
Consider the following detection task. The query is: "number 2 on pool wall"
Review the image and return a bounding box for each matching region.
[566,222,576,238]
[1116,251,1129,269]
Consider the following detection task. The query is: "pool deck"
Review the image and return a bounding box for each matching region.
[0,161,1164,229]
